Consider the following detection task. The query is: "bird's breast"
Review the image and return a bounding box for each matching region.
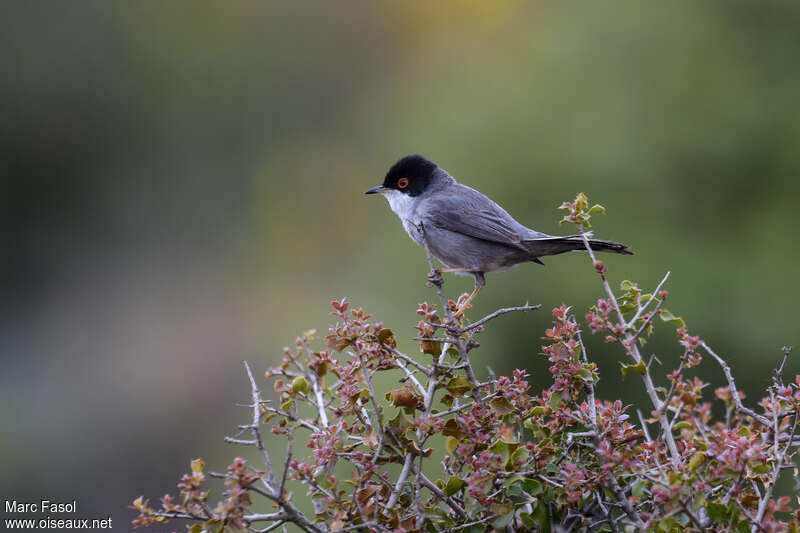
[383,189,416,219]
[383,190,424,244]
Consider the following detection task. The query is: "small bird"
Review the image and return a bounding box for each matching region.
[365,155,632,317]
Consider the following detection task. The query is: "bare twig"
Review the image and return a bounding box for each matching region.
[414,469,466,518]
[752,388,780,533]
[243,360,280,492]
[774,346,793,388]
[386,453,414,509]
[626,271,670,328]
[260,405,319,432]
[356,350,386,463]
[224,437,258,446]
[394,356,427,395]
[580,231,680,466]
[631,296,666,342]
[457,303,541,334]
[239,361,324,533]
[300,340,330,428]
[577,328,598,428]
[752,348,795,532]
[392,347,433,377]
[429,392,499,419]
[256,520,287,533]
[441,514,500,533]
[278,415,296,499]
[330,522,379,533]
[701,342,771,427]
[603,469,647,530]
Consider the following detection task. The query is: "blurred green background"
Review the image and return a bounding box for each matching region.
[2,0,799,528]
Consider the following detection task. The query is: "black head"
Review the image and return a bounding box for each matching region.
[364,154,438,197]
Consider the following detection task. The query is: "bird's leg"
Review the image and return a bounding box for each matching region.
[426,268,443,287]
[428,267,477,286]
[453,273,486,319]
[437,267,477,274]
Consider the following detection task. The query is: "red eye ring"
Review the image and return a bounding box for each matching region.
[397,177,409,189]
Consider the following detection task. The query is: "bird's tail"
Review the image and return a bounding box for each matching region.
[522,235,633,258]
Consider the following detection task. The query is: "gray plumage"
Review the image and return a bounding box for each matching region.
[366,155,631,303]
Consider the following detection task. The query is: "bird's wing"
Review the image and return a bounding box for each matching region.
[425,189,534,251]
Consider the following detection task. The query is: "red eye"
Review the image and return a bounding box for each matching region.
[397,177,409,189]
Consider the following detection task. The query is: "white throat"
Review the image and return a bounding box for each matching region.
[382,189,415,220]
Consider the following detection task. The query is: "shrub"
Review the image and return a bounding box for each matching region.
[132,194,798,533]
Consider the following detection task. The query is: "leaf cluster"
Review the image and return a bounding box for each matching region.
[132,195,799,533]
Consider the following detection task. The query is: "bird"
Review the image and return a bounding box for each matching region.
[365,154,632,317]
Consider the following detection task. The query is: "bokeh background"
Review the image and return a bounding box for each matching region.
[2,0,799,529]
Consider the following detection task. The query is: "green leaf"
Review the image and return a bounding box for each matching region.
[706,502,731,524]
[577,366,597,383]
[510,446,530,467]
[315,473,333,489]
[291,376,310,394]
[204,519,223,531]
[688,452,706,472]
[657,517,678,532]
[494,513,514,529]
[588,204,606,215]
[749,461,771,475]
[659,309,686,329]
[519,512,533,529]
[191,458,205,473]
[521,478,543,496]
[631,480,647,499]
[388,410,411,435]
[620,360,647,377]
[620,279,635,292]
[376,328,395,345]
[574,192,588,211]
[548,390,563,410]
[673,421,693,431]
[488,439,510,465]
[442,418,464,439]
[439,393,454,409]
[533,500,551,533]
[445,436,458,454]
[444,376,474,397]
[490,396,515,414]
[507,475,524,486]
[420,338,442,356]
[444,476,466,496]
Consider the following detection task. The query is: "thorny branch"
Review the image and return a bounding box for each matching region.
[133,194,800,533]
[581,228,681,466]
[702,341,772,427]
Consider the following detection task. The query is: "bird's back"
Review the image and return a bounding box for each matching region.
[419,182,551,241]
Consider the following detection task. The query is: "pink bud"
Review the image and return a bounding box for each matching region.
[593,260,607,275]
